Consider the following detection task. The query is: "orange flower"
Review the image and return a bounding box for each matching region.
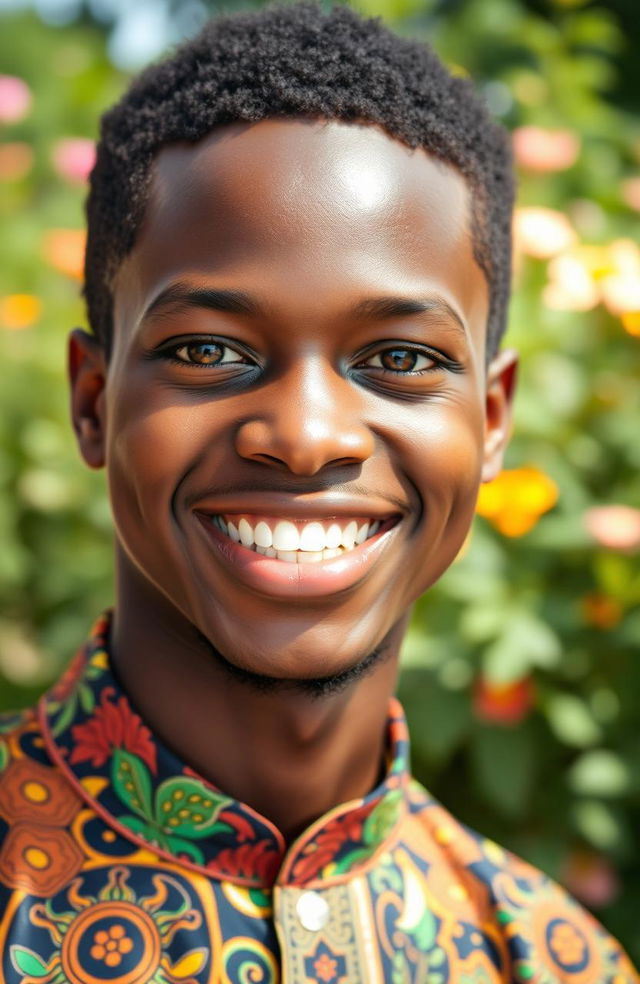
[581,593,623,630]
[314,953,339,982]
[621,311,640,337]
[42,228,86,279]
[0,142,33,181]
[476,467,558,537]
[473,676,534,726]
[90,924,134,968]
[0,293,41,330]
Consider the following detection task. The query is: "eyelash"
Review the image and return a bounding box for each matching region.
[154,337,462,376]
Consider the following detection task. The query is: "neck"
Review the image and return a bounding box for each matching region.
[109,567,403,843]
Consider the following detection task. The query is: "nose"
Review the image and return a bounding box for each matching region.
[234,360,375,476]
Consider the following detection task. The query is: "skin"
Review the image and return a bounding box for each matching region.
[70,119,516,840]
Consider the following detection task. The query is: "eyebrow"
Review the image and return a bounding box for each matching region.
[352,296,467,336]
[142,282,467,336]
[142,283,260,321]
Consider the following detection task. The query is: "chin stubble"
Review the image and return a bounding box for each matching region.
[192,626,391,699]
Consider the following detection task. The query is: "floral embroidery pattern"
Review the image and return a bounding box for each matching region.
[90,924,134,967]
[71,688,157,772]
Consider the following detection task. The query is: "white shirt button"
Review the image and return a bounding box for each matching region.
[296,890,330,931]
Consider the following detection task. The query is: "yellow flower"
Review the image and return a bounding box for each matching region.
[0,293,42,330]
[476,467,558,537]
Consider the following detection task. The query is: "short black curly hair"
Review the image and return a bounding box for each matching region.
[85,2,514,358]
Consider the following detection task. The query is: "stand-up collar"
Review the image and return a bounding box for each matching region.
[40,614,409,889]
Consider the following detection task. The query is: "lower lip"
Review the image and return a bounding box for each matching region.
[196,516,397,599]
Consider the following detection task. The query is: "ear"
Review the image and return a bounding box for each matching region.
[482,347,518,483]
[68,329,107,469]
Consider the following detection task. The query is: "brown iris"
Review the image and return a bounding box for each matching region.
[184,342,223,365]
[380,348,421,372]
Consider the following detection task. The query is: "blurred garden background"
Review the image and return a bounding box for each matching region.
[1,0,639,958]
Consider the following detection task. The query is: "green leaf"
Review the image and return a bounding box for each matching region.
[471,724,536,818]
[154,776,231,839]
[10,946,49,977]
[483,611,561,684]
[545,694,601,748]
[112,749,153,819]
[0,739,8,773]
[569,749,629,797]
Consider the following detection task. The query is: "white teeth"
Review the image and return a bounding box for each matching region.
[325,523,342,549]
[341,520,358,550]
[254,520,273,548]
[298,551,323,564]
[272,520,300,552]
[214,514,386,563]
[238,517,254,547]
[299,521,325,552]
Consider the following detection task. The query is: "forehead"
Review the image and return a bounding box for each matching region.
[115,119,488,347]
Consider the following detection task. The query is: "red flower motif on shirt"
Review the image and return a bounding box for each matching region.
[212,839,282,883]
[290,807,367,883]
[70,688,157,773]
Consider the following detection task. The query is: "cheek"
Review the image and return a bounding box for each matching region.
[106,391,208,527]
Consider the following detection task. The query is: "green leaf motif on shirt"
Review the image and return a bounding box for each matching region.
[363,789,403,846]
[111,754,233,859]
[112,749,153,819]
[10,946,50,978]
[155,776,231,839]
[0,738,8,772]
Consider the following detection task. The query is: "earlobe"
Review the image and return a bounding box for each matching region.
[68,329,107,470]
[481,348,518,483]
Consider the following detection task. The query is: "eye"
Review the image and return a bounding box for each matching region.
[171,340,248,367]
[364,347,436,373]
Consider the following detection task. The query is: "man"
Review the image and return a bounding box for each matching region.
[0,4,636,982]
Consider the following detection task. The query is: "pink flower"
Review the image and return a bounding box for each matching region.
[512,126,580,173]
[584,505,640,552]
[562,850,620,908]
[71,687,157,773]
[52,138,96,184]
[0,75,32,124]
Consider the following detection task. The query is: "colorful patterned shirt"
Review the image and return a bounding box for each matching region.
[0,614,636,984]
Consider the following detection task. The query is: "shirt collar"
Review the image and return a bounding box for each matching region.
[40,613,410,889]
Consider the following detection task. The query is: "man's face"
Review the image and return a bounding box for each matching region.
[73,119,514,681]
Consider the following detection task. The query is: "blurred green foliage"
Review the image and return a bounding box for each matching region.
[1,0,639,959]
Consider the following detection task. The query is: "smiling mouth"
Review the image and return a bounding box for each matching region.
[208,514,388,564]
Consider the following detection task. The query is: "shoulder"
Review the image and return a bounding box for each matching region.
[402,780,638,983]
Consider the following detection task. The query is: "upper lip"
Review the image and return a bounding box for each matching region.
[191,492,406,521]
